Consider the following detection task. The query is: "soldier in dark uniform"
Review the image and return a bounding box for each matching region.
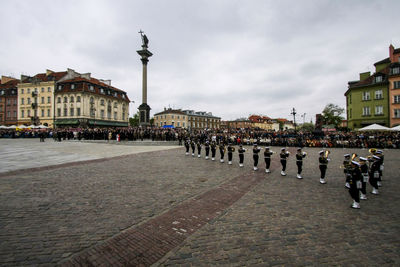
[264,147,273,173]
[191,140,196,157]
[359,157,369,200]
[343,154,351,189]
[238,144,246,167]
[227,143,235,165]
[197,141,202,158]
[369,155,380,195]
[319,150,329,184]
[348,160,362,209]
[252,144,261,171]
[184,139,190,155]
[295,148,306,179]
[205,141,210,160]
[219,142,225,163]
[211,141,217,161]
[280,148,290,176]
[375,150,384,187]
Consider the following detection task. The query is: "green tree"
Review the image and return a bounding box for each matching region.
[129,112,139,127]
[322,103,344,128]
[300,122,315,131]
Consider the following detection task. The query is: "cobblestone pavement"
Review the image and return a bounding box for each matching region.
[0,139,178,174]
[0,144,399,266]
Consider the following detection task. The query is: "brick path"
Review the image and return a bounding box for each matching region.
[0,144,399,266]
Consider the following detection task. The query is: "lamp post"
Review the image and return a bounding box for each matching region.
[290,108,297,134]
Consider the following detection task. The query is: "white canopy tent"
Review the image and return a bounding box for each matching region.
[6,125,17,129]
[0,125,7,129]
[37,125,48,129]
[357,123,392,131]
[391,125,400,131]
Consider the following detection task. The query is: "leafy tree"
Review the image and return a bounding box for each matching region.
[299,122,315,131]
[322,103,344,128]
[129,112,139,127]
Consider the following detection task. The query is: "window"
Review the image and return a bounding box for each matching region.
[122,94,125,99]
[77,108,81,116]
[100,99,105,106]
[34,88,38,92]
[47,109,50,117]
[57,108,61,117]
[70,108,74,116]
[394,95,400,104]
[172,115,174,119]
[375,76,382,83]
[70,96,74,103]
[100,110,104,118]
[27,88,30,93]
[177,121,180,127]
[7,111,10,118]
[27,97,31,104]
[41,109,44,117]
[64,108,67,116]
[21,98,24,105]
[90,97,94,104]
[21,89,24,94]
[349,108,352,119]
[21,110,24,118]
[57,97,61,103]
[47,96,51,103]
[41,97,44,104]
[375,105,383,115]
[395,109,400,118]
[394,81,400,89]
[114,112,117,120]
[48,87,51,92]
[375,90,383,100]
[114,102,117,108]
[362,91,370,101]
[362,106,371,116]
[89,85,94,91]
[28,109,31,117]
[7,99,10,105]
[14,99,17,105]
[122,112,125,120]
[77,96,81,102]
[183,122,186,127]
[100,88,105,94]
[71,84,75,89]
[41,87,44,93]
[64,96,68,103]
[58,85,62,90]
[392,67,400,75]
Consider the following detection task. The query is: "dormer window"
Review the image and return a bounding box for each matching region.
[375,76,382,83]
[89,85,94,91]
[392,67,400,75]
[71,84,75,89]
[58,85,62,90]
[100,88,105,94]
[114,92,118,97]
[122,94,125,99]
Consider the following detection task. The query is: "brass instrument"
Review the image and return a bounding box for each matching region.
[351,153,358,161]
[302,152,307,156]
[325,150,330,158]
[369,148,377,154]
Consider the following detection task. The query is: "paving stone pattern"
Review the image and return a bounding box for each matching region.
[0,144,399,266]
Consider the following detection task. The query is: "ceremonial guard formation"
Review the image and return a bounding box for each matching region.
[183,137,385,209]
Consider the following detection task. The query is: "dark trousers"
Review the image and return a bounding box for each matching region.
[192,147,195,153]
[197,148,201,155]
[265,158,270,169]
[369,172,379,189]
[239,154,244,164]
[186,146,189,153]
[319,165,327,178]
[280,160,286,171]
[228,152,233,162]
[253,155,259,167]
[205,148,210,157]
[296,162,302,174]
[349,183,360,202]
[361,181,367,194]
[220,151,224,160]
[211,149,216,158]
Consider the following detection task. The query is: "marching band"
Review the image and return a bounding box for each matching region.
[183,138,385,209]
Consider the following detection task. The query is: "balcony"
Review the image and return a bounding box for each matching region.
[31,103,38,109]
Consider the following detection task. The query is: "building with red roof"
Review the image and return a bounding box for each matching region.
[0,76,19,125]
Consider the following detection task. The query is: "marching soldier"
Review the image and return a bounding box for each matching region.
[196,141,202,158]
[191,140,196,157]
[238,144,246,167]
[211,141,217,161]
[375,150,384,187]
[280,148,290,176]
[295,148,307,179]
[205,141,210,160]
[359,157,369,200]
[184,139,190,155]
[343,154,352,189]
[369,155,380,195]
[227,143,235,165]
[319,150,329,184]
[219,142,226,163]
[253,144,261,171]
[264,147,273,173]
[348,160,362,209]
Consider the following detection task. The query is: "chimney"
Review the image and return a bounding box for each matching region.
[389,44,395,63]
[360,72,370,81]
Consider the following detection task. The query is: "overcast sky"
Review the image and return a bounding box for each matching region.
[1,0,399,121]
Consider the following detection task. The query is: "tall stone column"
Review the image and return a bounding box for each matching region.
[137,31,152,126]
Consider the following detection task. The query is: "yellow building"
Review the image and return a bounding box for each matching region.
[153,108,221,129]
[153,109,188,128]
[17,70,67,127]
[54,69,130,127]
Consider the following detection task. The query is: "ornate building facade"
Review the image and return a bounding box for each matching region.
[0,76,19,125]
[153,108,220,129]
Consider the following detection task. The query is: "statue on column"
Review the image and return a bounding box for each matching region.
[139,30,149,48]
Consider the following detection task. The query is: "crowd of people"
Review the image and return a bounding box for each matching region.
[1,127,400,148]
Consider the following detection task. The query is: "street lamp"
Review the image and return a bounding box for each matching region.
[130,100,135,117]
